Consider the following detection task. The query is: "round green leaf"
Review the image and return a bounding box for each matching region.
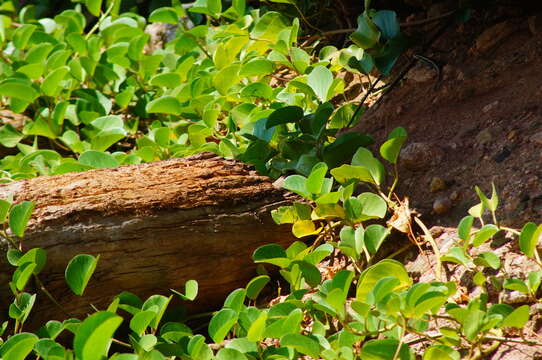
[423,345,460,360]
[146,96,182,115]
[65,254,99,296]
[360,339,413,360]
[0,80,39,103]
[41,66,70,97]
[208,309,237,344]
[9,201,35,238]
[280,334,320,359]
[502,305,530,328]
[307,65,333,103]
[149,7,180,24]
[519,222,541,258]
[73,311,123,360]
[79,151,119,169]
[246,275,270,300]
[0,332,38,360]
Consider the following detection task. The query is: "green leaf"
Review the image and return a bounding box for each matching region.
[171,279,198,301]
[17,248,47,274]
[13,262,36,291]
[0,332,38,360]
[502,305,530,328]
[149,7,179,24]
[209,309,237,344]
[283,175,309,199]
[216,348,248,360]
[472,224,499,247]
[423,345,460,360]
[0,124,23,148]
[290,47,310,74]
[358,192,387,220]
[373,10,400,39]
[213,64,241,95]
[0,80,39,103]
[250,12,288,42]
[307,66,333,102]
[146,96,182,115]
[266,106,304,129]
[85,0,102,17]
[306,162,328,195]
[253,244,289,268]
[129,310,156,336]
[357,260,412,302]
[323,133,374,168]
[79,150,119,169]
[379,127,407,164]
[457,216,474,243]
[473,252,500,270]
[503,279,529,294]
[223,289,247,313]
[73,311,123,360]
[360,339,413,360]
[247,311,267,342]
[519,222,541,258]
[65,254,99,296]
[0,199,11,224]
[280,334,320,358]
[441,247,472,267]
[150,72,182,88]
[351,14,380,50]
[475,184,498,213]
[142,295,171,330]
[351,147,385,185]
[468,203,484,218]
[246,275,270,300]
[13,24,36,50]
[240,59,274,77]
[364,224,390,254]
[9,201,35,238]
[331,164,374,184]
[41,66,69,97]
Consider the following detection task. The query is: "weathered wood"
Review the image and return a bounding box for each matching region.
[0,153,295,326]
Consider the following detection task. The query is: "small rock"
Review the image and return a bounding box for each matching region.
[429,177,446,193]
[433,197,452,215]
[449,191,459,201]
[471,21,516,55]
[400,142,440,171]
[482,100,499,113]
[507,130,517,140]
[493,147,511,163]
[476,129,493,145]
[530,131,542,144]
[407,66,436,83]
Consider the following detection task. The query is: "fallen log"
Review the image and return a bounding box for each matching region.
[0,153,296,327]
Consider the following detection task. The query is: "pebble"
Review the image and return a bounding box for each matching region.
[399,142,440,171]
[471,21,516,55]
[476,129,493,145]
[433,197,452,215]
[482,100,499,113]
[407,66,436,83]
[429,177,446,193]
[530,131,542,144]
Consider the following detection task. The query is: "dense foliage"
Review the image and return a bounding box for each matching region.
[0,0,541,359]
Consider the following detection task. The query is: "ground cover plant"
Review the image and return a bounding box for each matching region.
[0,0,541,359]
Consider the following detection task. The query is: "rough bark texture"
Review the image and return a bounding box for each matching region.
[0,153,296,326]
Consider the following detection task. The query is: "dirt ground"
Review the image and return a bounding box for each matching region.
[346,5,542,359]
[352,6,542,229]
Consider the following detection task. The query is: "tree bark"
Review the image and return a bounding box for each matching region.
[0,153,296,327]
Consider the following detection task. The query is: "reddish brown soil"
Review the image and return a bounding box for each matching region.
[353,8,542,228]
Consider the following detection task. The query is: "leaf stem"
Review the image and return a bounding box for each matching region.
[413,216,443,282]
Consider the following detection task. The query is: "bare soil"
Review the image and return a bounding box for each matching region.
[352,7,542,228]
